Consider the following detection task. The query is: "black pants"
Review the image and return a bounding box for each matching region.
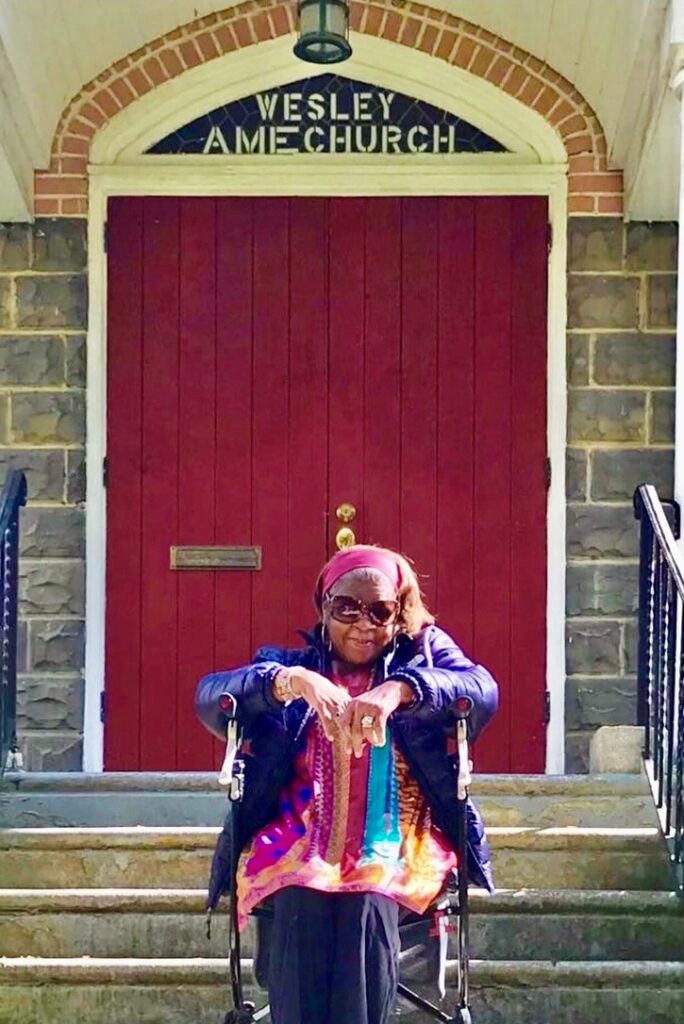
[266,886,400,1024]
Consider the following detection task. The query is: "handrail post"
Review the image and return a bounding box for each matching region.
[0,470,27,778]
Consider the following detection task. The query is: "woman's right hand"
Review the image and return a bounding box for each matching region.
[290,668,351,741]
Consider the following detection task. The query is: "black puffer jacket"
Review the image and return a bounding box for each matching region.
[196,623,499,908]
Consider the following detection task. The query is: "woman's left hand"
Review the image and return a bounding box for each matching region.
[338,680,413,757]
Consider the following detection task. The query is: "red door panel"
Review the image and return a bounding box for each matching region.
[106,195,547,773]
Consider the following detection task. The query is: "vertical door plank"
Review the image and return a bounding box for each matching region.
[472,197,513,771]
[364,199,402,553]
[436,198,476,651]
[139,197,180,769]
[400,198,439,608]
[510,196,548,772]
[252,199,291,649]
[328,198,365,555]
[176,198,217,769]
[288,199,329,637]
[105,197,144,770]
[214,199,254,674]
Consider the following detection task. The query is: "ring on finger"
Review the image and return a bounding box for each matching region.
[360,714,376,729]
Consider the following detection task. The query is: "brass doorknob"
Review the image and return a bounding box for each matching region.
[335,526,356,550]
[336,502,356,524]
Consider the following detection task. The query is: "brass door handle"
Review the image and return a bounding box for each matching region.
[335,526,356,550]
[335,502,356,524]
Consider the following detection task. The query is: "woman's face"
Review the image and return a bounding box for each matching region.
[322,569,399,667]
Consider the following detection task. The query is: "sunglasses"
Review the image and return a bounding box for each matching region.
[327,595,399,627]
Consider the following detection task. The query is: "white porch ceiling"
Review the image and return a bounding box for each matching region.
[0,0,679,221]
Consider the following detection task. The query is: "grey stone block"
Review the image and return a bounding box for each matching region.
[566,448,588,500]
[566,620,621,675]
[567,334,590,385]
[568,218,623,271]
[567,276,639,329]
[17,619,27,673]
[66,450,85,503]
[591,448,674,501]
[564,731,590,773]
[17,675,84,730]
[0,224,30,269]
[20,507,85,558]
[651,391,674,443]
[0,276,12,327]
[0,335,64,386]
[19,560,85,616]
[593,333,675,387]
[11,392,85,444]
[65,336,86,386]
[28,620,85,673]
[623,619,638,674]
[626,222,677,271]
[32,219,87,271]
[566,677,638,730]
[568,390,645,443]
[19,732,83,771]
[567,503,638,559]
[647,275,677,328]
[15,275,87,329]
[0,393,9,443]
[589,725,644,773]
[567,564,638,617]
[0,449,65,502]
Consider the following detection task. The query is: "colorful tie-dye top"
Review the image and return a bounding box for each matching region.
[236,669,457,930]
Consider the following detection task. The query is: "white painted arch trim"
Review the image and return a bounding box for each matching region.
[84,38,568,776]
[91,35,567,166]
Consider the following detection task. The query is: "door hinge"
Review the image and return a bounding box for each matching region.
[102,456,109,488]
[546,222,553,254]
[545,456,552,490]
[100,691,106,723]
[544,691,551,725]
[103,221,109,253]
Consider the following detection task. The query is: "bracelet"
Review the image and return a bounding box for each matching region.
[273,667,299,703]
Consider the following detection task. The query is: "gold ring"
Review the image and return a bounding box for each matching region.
[360,715,375,729]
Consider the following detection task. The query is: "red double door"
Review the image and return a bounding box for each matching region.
[105,195,548,773]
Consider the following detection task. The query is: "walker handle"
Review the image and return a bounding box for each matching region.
[217,693,240,790]
[453,696,473,800]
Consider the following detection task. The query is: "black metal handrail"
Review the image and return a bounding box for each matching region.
[634,484,683,896]
[0,469,27,778]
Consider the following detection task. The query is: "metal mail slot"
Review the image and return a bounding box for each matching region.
[170,546,262,570]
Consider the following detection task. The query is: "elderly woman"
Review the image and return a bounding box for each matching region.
[196,545,498,1024]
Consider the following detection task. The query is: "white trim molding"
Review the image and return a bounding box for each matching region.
[83,42,568,775]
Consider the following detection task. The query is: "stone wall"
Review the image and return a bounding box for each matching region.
[0,220,87,770]
[566,218,677,771]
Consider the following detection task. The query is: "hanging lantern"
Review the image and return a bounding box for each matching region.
[293,0,352,64]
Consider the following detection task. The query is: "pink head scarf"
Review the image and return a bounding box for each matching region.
[318,545,402,598]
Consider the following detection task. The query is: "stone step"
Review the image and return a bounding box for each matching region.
[0,957,682,1024]
[0,825,671,890]
[0,888,681,961]
[0,772,658,828]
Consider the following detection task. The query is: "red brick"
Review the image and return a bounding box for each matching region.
[476,26,498,45]
[233,17,254,47]
[384,11,402,41]
[142,57,168,86]
[597,195,623,214]
[195,31,219,59]
[568,154,598,174]
[127,67,153,97]
[79,102,106,128]
[519,77,544,106]
[548,99,574,126]
[68,116,96,137]
[110,77,135,107]
[532,86,559,117]
[400,17,420,47]
[179,40,202,67]
[349,2,363,31]
[164,28,184,42]
[525,55,545,74]
[35,175,87,196]
[92,89,121,118]
[215,26,237,52]
[567,195,595,214]
[112,57,131,73]
[61,198,88,215]
[454,36,477,68]
[435,30,458,61]
[251,11,274,40]
[364,5,384,35]
[418,25,439,54]
[502,65,527,97]
[569,173,623,194]
[559,114,586,138]
[486,55,514,87]
[58,156,87,175]
[269,5,292,35]
[34,197,61,216]
[564,133,593,156]
[470,45,495,77]
[61,135,90,156]
[159,49,184,77]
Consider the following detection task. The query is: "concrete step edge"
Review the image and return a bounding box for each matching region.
[1,772,649,797]
[0,825,664,851]
[0,887,681,915]
[0,957,682,988]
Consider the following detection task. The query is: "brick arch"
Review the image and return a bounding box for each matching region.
[34,0,622,216]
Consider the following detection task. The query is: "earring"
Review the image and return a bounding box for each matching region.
[321,622,333,653]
